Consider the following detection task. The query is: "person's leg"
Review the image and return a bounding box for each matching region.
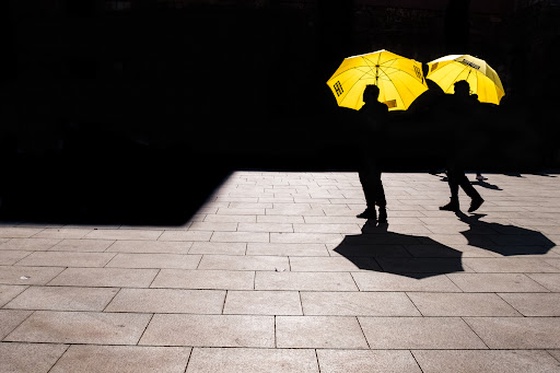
[476,172,485,181]
[357,168,377,219]
[440,167,460,211]
[457,169,485,212]
[457,173,484,212]
[372,170,387,223]
[458,172,480,199]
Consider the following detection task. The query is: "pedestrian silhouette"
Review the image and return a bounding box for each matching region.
[355,84,388,223]
[439,80,485,213]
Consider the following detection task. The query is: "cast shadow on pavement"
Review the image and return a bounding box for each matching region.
[333,221,464,279]
[474,179,503,190]
[456,212,556,256]
[433,173,504,191]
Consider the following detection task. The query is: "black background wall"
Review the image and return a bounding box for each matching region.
[1,0,559,224]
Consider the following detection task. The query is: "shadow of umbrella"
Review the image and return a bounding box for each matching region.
[456,212,556,256]
[333,221,464,279]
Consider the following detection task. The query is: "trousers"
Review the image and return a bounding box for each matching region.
[446,166,481,200]
[358,163,386,209]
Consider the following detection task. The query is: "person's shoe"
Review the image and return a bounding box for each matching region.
[356,208,377,219]
[468,197,484,212]
[439,198,459,211]
[475,174,486,182]
[378,207,387,223]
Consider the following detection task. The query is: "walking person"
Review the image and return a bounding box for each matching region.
[439,80,485,213]
[355,84,389,223]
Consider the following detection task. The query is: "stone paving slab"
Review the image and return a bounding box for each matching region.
[151,269,255,290]
[0,266,65,285]
[0,310,33,339]
[1,171,560,372]
[49,345,192,373]
[412,350,560,373]
[300,291,421,316]
[316,349,423,373]
[105,288,226,314]
[0,343,68,373]
[359,316,488,349]
[276,315,368,349]
[0,238,62,251]
[105,253,202,269]
[105,240,193,254]
[4,311,151,344]
[0,285,26,307]
[139,314,275,347]
[223,290,303,315]
[15,251,116,267]
[4,286,118,311]
[463,317,560,349]
[48,267,159,287]
[186,348,318,373]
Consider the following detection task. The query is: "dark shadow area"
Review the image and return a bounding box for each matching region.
[3,3,559,226]
[529,172,558,178]
[0,134,233,226]
[318,91,556,174]
[456,212,556,256]
[504,172,523,177]
[333,221,464,279]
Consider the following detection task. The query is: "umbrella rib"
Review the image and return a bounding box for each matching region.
[429,64,470,91]
[378,65,421,82]
[377,63,425,100]
[329,64,378,83]
[334,66,380,100]
[329,54,390,102]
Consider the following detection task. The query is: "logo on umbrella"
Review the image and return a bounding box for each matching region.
[333,81,344,96]
[459,58,481,70]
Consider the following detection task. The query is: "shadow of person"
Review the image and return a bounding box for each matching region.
[455,212,556,256]
[473,179,503,191]
[532,172,557,178]
[333,221,464,279]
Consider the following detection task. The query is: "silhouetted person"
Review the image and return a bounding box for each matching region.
[439,80,485,213]
[355,84,388,222]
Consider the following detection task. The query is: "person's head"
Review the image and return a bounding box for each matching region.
[363,84,380,103]
[453,80,470,97]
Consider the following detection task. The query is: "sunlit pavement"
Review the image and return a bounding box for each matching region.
[1,171,560,372]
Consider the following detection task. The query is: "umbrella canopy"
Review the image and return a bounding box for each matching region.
[326,49,428,111]
[426,54,505,105]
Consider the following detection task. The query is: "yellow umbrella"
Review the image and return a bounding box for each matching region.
[326,49,428,111]
[426,54,505,105]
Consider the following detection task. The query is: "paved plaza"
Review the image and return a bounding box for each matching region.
[1,170,560,372]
